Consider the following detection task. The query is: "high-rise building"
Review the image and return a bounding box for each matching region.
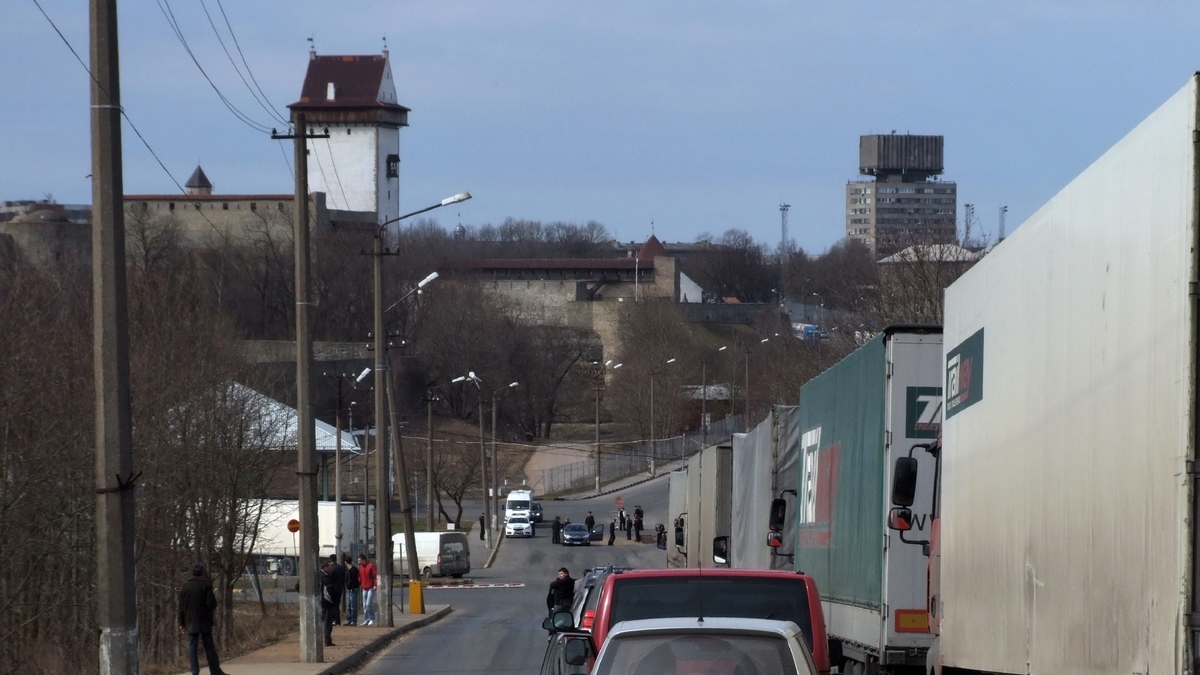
[846,134,957,257]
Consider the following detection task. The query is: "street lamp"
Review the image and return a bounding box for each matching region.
[491,381,519,524]
[373,192,470,626]
[452,372,492,550]
[649,358,676,477]
[593,361,622,492]
[326,367,372,566]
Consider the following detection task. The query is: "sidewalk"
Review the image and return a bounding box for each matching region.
[174,604,452,675]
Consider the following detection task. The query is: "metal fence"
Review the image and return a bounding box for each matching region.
[537,414,745,496]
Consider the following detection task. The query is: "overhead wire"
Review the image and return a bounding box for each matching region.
[322,138,351,210]
[196,0,289,127]
[155,0,275,134]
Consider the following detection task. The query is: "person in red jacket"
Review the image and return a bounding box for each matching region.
[358,553,377,626]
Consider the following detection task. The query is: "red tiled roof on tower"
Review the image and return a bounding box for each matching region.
[289,53,409,126]
[636,235,669,261]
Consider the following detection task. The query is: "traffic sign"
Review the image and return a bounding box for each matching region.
[614,496,624,507]
[287,519,300,533]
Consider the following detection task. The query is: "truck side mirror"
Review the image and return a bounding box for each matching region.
[713,536,730,566]
[891,457,918,507]
[767,530,783,548]
[887,507,913,531]
[768,498,787,530]
[674,525,685,550]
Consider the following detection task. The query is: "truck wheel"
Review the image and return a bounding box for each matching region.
[422,567,432,580]
[280,558,296,577]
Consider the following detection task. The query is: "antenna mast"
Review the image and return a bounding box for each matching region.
[963,203,975,247]
[998,205,1008,242]
[779,203,790,307]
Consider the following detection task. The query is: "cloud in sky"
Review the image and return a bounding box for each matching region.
[5,1,1200,252]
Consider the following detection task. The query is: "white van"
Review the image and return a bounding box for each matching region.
[392,532,471,579]
[505,489,534,522]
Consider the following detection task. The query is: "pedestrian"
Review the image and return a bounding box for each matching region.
[625,516,633,540]
[551,516,563,544]
[618,507,626,530]
[320,559,340,646]
[178,563,228,675]
[546,567,576,615]
[634,505,644,522]
[634,516,643,542]
[479,512,486,541]
[584,511,595,531]
[358,553,377,626]
[327,553,345,626]
[608,519,616,546]
[343,553,360,626]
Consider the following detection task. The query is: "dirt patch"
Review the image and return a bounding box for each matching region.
[141,602,298,675]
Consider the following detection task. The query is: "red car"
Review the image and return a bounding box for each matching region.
[586,568,830,675]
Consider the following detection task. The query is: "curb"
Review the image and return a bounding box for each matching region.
[317,605,453,675]
[483,530,504,568]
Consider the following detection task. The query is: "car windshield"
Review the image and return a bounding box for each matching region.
[508,499,531,510]
[509,517,528,524]
[593,632,802,675]
[565,524,588,533]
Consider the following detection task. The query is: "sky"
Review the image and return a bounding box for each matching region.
[5,1,1200,254]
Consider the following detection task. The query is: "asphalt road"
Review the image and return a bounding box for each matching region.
[354,472,672,674]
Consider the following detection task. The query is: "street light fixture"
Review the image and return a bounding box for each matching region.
[373,192,470,626]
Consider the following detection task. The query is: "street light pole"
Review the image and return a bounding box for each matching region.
[370,193,469,627]
[648,358,675,478]
[491,382,518,529]
[453,373,491,549]
[593,361,621,492]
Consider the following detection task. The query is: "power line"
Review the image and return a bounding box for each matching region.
[323,138,351,211]
[197,0,290,126]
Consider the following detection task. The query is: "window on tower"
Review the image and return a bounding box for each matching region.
[387,154,400,178]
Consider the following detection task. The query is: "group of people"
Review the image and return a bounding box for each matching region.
[320,553,379,646]
[177,553,380,674]
[546,505,648,545]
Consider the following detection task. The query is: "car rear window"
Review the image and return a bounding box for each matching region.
[593,632,801,675]
[608,578,814,651]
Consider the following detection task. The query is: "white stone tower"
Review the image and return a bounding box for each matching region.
[289,50,409,227]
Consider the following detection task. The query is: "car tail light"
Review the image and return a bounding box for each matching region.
[582,609,595,629]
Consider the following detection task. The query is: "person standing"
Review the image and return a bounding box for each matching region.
[551,516,563,544]
[327,554,345,626]
[546,567,576,614]
[358,553,377,626]
[625,516,633,540]
[618,507,626,530]
[343,553,360,626]
[608,519,616,546]
[479,512,486,541]
[320,559,339,646]
[178,563,227,675]
[584,511,595,531]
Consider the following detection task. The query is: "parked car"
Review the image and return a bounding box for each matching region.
[561,523,591,546]
[572,566,635,631]
[531,501,544,523]
[540,624,595,675]
[589,617,819,675]
[391,531,471,579]
[580,568,830,675]
[505,515,534,538]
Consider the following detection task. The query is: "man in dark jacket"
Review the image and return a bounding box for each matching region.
[327,554,345,626]
[608,519,617,546]
[584,511,595,531]
[178,563,226,675]
[551,516,563,544]
[320,559,339,646]
[546,567,576,615]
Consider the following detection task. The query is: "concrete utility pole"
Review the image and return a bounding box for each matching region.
[292,112,322,662]
[386,361,423,613]
[425,391,438,531]
[372,231,394,627]
[91,0,139,670]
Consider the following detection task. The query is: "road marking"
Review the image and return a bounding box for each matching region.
[424,582,526,589]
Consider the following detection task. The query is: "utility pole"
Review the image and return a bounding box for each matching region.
[779,203,790,307]
[998,205,1008,242]
[649,373,656,478]
[91,0,139,670]
[701,360,708,450]
[491,397,500,525]
[372,231,394,627]
[594,381,602,492]
[479,396,491,548]
[425,391,438,531]
[385,359,423,613]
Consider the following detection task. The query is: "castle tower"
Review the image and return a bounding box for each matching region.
[185,165,212,196]
[289,50,410,227]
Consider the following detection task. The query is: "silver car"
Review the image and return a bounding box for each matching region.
[561,523,591,546]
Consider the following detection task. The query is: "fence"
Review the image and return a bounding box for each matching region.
[537,414,745,495]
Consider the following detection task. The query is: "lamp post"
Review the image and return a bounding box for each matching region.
[649,358,676,477]
[593,361,622,492]
[491,382,519,524]
[453,372,492,549]
[325,367,371,564]
[372,192,470,626]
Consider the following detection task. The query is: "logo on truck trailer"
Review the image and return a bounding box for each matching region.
[945,328,984,419]
[905,387,943,438]
[797,427,839,547]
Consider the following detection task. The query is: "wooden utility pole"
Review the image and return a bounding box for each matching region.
[426,392,438,531]
[91,0,139,671]
[372,232,394,626]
